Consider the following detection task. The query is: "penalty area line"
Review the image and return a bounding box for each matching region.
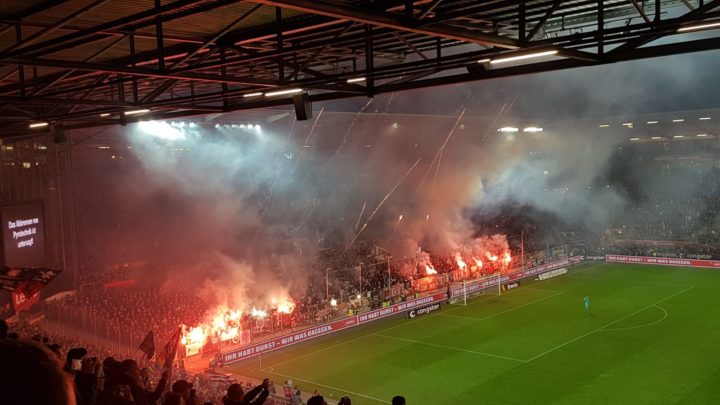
[479,290,566,320]
[371,333,526,363]
[262,369,390,404]
[437,290,565,322]
[525,285,694,362]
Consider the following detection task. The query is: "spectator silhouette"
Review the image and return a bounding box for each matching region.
[392,396,406,405]
[307,395,327,405]
[0,318,7,339]
[98,359,167,405]
[222,380,269,405]
[0,338,77,405]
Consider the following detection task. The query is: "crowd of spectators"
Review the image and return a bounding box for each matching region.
[53,286,209,347]
[0,319,276,405]
[1,318,408,405]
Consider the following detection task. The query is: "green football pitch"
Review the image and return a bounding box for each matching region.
[228,263,720,404]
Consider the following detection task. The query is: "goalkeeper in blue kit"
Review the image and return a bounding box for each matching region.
[584,296,590,315]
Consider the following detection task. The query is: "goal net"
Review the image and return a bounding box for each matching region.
[449,274,502,305]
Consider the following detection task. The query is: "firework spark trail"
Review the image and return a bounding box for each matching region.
[303,107,325,147]
[327,98,374,163]
[353,201,367,234]
[258,113,300,219]
[401,108,466,208]
[480,92,518,143]
[427,108,466,182]
[433,147,444,188]
[345,157,422,252]
[286,112,298,141]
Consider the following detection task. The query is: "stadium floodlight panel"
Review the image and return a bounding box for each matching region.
[647,121,658,124]
[699,117,711,120]
[124,108,150,115]
[673,135,684,138]
[678,21,720,32]
[29,122,49,128]
[630,137,640,141]
[346,77,366,83]
[100,113,111,117]
[697,134,708,137]
[672,119,685,122]
[265,88,303,97]
[243,92,263,98]
[490,50,558,64]
[498,127,519,132]
[598,124,610,128]
[523,127,543,133]
[651,136,662,140]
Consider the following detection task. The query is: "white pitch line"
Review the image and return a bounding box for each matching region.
[263,331,380,371]
[265,263,606,371]
[602,305,668,331]
[263,369,390,404]
[479,290,566,320]
[371,333,526,363]
[437,290,565,322]
[524,285,694,362]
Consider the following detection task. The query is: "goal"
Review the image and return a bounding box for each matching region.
[449,273,502,305]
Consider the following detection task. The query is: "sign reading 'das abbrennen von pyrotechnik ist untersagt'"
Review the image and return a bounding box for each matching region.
[1,202,46,267]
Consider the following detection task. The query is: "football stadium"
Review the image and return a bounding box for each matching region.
[2,1,720,405]
[230,261,720,404]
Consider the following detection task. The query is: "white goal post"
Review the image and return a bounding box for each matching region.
[449,273,502,305]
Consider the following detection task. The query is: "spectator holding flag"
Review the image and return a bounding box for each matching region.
[222,379,270,405]
[98,359,167,405]
[138,330,155,360]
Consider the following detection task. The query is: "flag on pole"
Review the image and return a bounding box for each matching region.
[138,330,155,359]
[156,327,182,369]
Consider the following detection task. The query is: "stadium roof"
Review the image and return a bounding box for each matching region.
[0,0,719,138]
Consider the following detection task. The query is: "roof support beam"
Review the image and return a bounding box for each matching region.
[32,35,126,96]
[0,57,277,87]
[3,0,111,54]
[249,0,520,49]
[0,0,237,59]
[611,0,720,53]
[526,1,562,41]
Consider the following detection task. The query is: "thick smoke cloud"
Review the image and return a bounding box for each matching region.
[76,46,720,314]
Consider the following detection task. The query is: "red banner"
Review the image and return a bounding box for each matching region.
[606,254,720,268]
[220,292,447,364]
[357,293,447,324]
[12,290,39,312]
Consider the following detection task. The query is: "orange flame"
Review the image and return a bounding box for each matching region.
[473,258,483,269]
[486,251,498,262]
[276,299,296,314]
[425,265,437,275]
[454,252,467,271]
[502,252,512,266]
[182,325,209,347]
[251,307,268,318]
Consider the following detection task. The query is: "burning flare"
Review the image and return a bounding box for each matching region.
[502,252,512,266]
[454,252,467,271]
[485,251,498,262]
